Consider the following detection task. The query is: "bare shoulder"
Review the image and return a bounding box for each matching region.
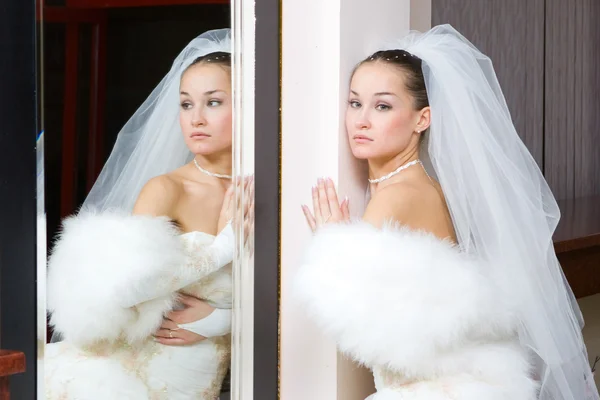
[132,174,183,218]
[164,166,226,233]
[363,181,423,227]
[364,180,454,240]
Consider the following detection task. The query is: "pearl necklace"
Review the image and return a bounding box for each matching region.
[193,158,232,179]
[368,159,422,184]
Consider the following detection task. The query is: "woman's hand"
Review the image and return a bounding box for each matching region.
[243,176,254,248]
[171,294,215,323]
[153,294,214,346]
[217,182,235,233]
[154,318,206,346]
[217,176,254,234]
[302,177,350,233]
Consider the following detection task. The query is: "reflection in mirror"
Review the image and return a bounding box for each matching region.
[39,2,242,399]
[36,1,46,395]
[230,6,255,393]
[37,131,46,398]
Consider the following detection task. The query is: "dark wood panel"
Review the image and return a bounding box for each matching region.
[0,351,26,378]
[254,0,281,396]
[432,0,545,168]
[557,246,600,299]
[545,0,600,199]
[545,0,575,199]
[552,195,600,299]
[66,0,227,7]
[0,350,26,400]
[554,195,600,254]
[576,0,600,198]
[432,0,600,299]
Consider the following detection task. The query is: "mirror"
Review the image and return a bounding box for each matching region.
[36,1,46,397]
[37,1,254,399]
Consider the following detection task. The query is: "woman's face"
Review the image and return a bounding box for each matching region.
[346,62,426,161]
[179,63,232,156]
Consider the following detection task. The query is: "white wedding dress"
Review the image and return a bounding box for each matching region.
[45,212,233,400]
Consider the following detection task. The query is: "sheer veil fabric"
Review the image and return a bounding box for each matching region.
[378,25,597,400]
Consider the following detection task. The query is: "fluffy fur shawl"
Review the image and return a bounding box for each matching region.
[294,222,538,399]
[47,211,185,347]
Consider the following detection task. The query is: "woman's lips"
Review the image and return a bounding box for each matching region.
[191,132,210,139]
[353,134,373,143]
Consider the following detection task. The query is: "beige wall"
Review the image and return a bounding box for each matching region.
[281,1,341,397]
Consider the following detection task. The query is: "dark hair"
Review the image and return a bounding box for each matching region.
[354,49,429,110]
[183,51,231,75]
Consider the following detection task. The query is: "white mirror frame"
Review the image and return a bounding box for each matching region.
[231,0,256,398]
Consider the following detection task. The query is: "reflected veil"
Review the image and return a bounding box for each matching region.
[83,29,232,213]
[44,28,236,400]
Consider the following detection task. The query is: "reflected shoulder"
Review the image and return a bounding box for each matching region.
[132,174,182,217]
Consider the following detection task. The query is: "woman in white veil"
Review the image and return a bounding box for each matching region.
[45,29,244,399]
[296,25,598,400]
[84,29,232,213]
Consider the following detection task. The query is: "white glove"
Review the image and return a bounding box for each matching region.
[178,308,232,337]
[118,222,235,308]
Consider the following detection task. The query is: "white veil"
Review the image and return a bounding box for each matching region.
[379,25,597,400]
[48,29,231,344]
[82,28,232,212]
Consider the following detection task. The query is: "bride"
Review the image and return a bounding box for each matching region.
[296,25,599,399]
[45,29,248,399]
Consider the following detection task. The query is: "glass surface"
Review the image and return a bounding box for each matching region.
[36,3,260,399]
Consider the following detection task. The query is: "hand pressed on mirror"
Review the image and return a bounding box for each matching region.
[302,177,350,233]
[219,175,252,233]
[242,175,255,250]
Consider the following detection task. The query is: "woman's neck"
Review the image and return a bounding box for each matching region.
[194,151,232,177]
[368,149,419,183]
